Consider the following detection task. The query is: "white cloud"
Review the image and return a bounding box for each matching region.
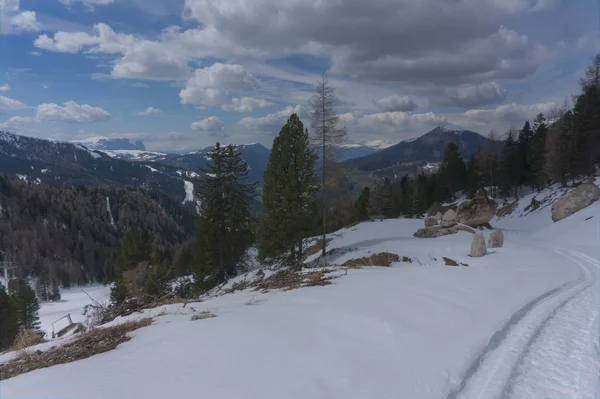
[221,97,274,112]
[1,10,40,34]
[191,116,226,136]
[0,95,28,115]
[373,95,417,112]
[180,63,260,107]
[36,101,111,123]
[462,102,558,126]
[0,84,10,92]
[136,106,162,115]
[0,116,37,130]
[29,51,42,56]
[59,0,115,11]
[430,82,508,108]
[238,105,304,134]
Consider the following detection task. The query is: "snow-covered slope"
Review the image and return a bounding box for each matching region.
[3,194,599,399]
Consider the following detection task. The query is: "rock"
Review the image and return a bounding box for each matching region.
[435,211,442,221]
[551,183,600,222]
[456,196,498,227]
[488,229,504,248]
[456,224,476,234]
[441,209,457,227]
[424,217,438,228]
[413,225,458,238]
[470,233,487,257]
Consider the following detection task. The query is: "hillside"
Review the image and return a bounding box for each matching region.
[71,137,146,151]
[1,181,598,399]
[344,125,503,174]
[0,131,196,202]
[0,175,196,284]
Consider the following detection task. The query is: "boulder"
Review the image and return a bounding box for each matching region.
[424,217,438,228]
[456,224,476,234]
[551,183,600,222]
[488,229,504,248]
[413,225,458,238]
[435,211,442,221]
[441,209,457,228]
[470,233,487,257]
[456,196,498,227]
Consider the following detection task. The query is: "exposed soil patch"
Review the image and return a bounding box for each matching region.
[342,252,403,268]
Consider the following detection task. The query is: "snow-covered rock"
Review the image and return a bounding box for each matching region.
[551,183,600,222]
[488,229,504,248]
[413,225,458,238]
[470,233,487,257]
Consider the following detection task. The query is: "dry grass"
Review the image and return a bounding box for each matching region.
[342,252,402,268]
[496,201,518,217]
[443,257,458,266]
[0,318,152,381]
[11,330,45,352]
[190,312,217,321]
[255,269,336,291]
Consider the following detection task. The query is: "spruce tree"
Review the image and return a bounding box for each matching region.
[354,187,370,221]
[0,285,19,351]
[437,142,466,200]
[529,113,548,191]
[466,153,479,198]
[111,227,152,304]
[49,281,61,301]
[12,278,41,331]
[500,131,518,197]
[35,271,51,302]
[517,121,534,188]
[193,143,257,289]
[258,114,319,265]
[572,86,600,177]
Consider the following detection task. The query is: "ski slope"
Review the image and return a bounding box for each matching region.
[2,190,599,399]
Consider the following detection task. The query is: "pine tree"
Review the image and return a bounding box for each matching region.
[572,86,600,177]
[529,113,548,191]
[12,278,41,331]
[258,114,319,265]
[466,153,479,198]
[310,73,347,258]
[111,227,153,304]
[517,121,534,188]
[193,143,257,290]
[437,142,466,200]
[35,271,51,302]
[0,285,19,351]
[49,280,61,301]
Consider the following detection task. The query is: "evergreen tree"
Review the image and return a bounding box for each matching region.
[500,131,518,197]
[12,278,41,331]
[35,271,51,302]
[572,86,600,176]
[437,142,466,200]
[517,121,534,188]
[110,227,152,304]
[466,153,479,198]
[529,113,548,191]
[193,143,257,290]
[258,114,319,265]
[354,187,370,221]
[0,285,19,351]
[49,280,61,301]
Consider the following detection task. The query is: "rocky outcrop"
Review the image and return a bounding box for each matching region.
[551,183,600,222]
[413,225,458,238]
[441,209,457,228]
[424,217,438,228]
[434,212,442,221]
[488,229,504,248]
[470,233,487,257]
[456,192,498,227]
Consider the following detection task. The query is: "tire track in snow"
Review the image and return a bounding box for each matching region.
[445,248,597,399]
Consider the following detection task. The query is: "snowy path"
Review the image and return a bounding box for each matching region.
[448,238,600,399]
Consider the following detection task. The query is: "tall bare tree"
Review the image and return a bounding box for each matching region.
[309,72,347,259]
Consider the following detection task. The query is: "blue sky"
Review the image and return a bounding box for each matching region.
[0,0,598,150]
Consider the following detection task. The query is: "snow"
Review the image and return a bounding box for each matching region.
[145,165,159,173]
[101,150,166,161]
[16,174,27,181]
[182,181,194,203]
[106,196,116,228]
[40,169,48,173]
[2,184,599,399]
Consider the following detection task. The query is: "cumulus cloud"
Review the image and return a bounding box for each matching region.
[191,116,226,136]
[60,0,115,7]
[373,95,417,112]
[430,82,508,108]
[0,116,37,130]
[180,63,259,107]
[462,102,558,126]
[0,85,10,92]
[0,10,40,34]
[36,101,111,123]
[136,106,162,115]
[0,95,28,114]
[221,97,274,112]
[238,105,304,134]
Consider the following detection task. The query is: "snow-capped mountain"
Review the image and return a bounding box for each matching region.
[71,137,147,151]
